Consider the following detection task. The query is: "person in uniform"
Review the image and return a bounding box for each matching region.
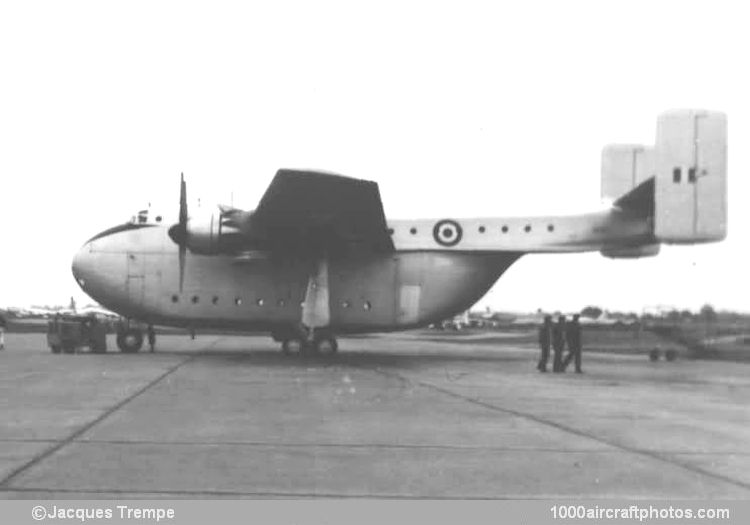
[147,324,156,352]
[537,315,552,372]
[552,315,566,373]
[563,314,583,373]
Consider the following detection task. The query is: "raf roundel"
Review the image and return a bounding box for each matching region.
[433,219,463,247]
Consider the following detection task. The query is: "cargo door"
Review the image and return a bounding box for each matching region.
[126,253,145,306]
[398,285,421,325]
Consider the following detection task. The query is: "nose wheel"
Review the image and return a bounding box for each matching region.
[116,328,143,353]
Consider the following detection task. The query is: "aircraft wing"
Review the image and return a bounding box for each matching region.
[249,169,394,254]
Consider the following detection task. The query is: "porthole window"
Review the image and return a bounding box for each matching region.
[501,225,508,233]
[524,225,532,233]
[387,228,394,235]
[547,224,554,232]
[363,301,372,311]
[212,296,219,305]
[277,299,286,307]
[235,297,242,305]
[171,295,179,303]
[342,300,351,308]
[478,226,486,233]
[410,227,417,235]
[155,215,163,223]
[191,295,199,304]
[256,298,264,306]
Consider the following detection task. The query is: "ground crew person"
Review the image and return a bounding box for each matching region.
[563,314,583,373]
[537,315,552,372]
[147,325,156,352]
[552,315,566,373]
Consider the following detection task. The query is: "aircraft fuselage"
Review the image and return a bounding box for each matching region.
[72,209,650,334]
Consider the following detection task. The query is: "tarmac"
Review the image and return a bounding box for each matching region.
[1,331,749,499]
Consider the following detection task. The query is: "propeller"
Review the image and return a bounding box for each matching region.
[167,173,188,292]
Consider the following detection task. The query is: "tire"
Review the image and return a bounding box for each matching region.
[117,329,143,353]
[665,349,677,362]
[314,336,338,355]
[282,338,303,355]
[63,344,75,354]
[649,349,660,362]
[50,345,61,354]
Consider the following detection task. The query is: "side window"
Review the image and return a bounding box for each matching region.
[688,167,697,183]
[673,167,681,183]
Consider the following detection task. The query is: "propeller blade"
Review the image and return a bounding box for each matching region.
[167,173,189,293]
[179,172,187,228]
[178,242,186,293]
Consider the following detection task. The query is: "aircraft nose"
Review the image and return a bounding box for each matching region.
[71,244,90,290]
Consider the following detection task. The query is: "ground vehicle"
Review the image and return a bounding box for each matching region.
[47,315,107,354]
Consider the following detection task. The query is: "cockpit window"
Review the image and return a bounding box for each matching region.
[87,222,156,243]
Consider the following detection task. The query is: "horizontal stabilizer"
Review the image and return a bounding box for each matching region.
[600,109,727,259]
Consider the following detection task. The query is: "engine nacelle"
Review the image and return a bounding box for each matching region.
[601,243,660,259]
[185,210,248,254]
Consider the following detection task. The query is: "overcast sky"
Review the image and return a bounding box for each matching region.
[1,0,747,314]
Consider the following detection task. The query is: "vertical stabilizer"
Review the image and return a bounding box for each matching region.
[654,110,727,243]
[601,144,654,201]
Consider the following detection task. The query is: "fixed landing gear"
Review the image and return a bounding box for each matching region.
[314,336,338,355]
[281,338,303,355]
[116,327,143,353]
[278,330,338,357]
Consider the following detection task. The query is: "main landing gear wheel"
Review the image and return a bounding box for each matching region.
[117,329,143,353]
[280,336,338,356]
[314,336,338,355]
[282,338,304,355]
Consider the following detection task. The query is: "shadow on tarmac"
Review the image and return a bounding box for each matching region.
[120,347,531,371]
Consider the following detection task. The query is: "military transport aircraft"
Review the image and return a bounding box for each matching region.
[71,110,727,354]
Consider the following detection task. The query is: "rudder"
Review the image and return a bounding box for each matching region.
[654,110,727,243]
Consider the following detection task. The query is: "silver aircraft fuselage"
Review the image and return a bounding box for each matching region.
[71,208,651,333]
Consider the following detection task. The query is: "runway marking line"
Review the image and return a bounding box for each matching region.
[372,367,750,494]
[0,341,216,489]
[3,342,748,497]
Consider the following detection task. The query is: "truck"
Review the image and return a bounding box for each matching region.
[47,314,107,354]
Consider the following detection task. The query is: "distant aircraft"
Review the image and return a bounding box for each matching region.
[71,110,727,354]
